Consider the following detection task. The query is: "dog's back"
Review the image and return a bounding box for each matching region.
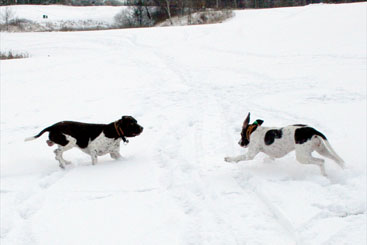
[25,121,106,148]
[250,125,300,158]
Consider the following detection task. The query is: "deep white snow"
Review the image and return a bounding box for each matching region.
[1,3,366,245]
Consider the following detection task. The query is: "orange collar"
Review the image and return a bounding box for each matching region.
[246,124,258,140]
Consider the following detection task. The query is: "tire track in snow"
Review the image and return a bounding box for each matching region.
[146,49,247,243]
[188,91,243,244]
[212,89,302,245]
[21,168,71,218]
[159,109,241,244]
[149,48,298,244]
[237,174,302,245]
[188,90,299,244]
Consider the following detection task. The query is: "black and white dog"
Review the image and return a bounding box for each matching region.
[25,116,143,169]
[224,113,344,176]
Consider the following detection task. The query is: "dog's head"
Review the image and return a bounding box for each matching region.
[115,116,143,138]
[239,112,263,147]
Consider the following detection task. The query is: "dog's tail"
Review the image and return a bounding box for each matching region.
[318,136,345,168]
[24,127,51,142]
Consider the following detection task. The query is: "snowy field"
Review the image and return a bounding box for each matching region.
[1,3,366,245]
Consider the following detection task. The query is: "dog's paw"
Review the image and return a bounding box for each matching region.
[224,157,235,163]
[110,152,122,160]
[263,157,275,163]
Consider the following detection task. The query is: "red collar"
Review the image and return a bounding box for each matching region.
[114,121,128,143]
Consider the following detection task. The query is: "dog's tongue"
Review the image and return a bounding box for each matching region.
[46,140,54,147]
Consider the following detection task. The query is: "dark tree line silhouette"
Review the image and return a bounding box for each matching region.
[1,0,364,6]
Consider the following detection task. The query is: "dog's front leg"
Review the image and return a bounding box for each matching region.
[109,144,122,160]
[225,148,259,163]
[110,151,122,160]
[90,150,98,165]
[224,155,246,163]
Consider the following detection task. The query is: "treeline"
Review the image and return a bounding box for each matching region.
[1,0,365,7]
[131,0,365,9]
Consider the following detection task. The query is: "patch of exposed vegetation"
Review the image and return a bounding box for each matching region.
[0,50,29,60]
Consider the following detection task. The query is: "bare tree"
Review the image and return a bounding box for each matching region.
[1,7,15,31]
[153,0,174,25]
[114,8,135,27]
[163,0,173,24]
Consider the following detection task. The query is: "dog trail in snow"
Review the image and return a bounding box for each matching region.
[145,48,298,243]
[147,53,236,242]
[1,167,71,242]
[216,96,303,244]
[242,174,302,244]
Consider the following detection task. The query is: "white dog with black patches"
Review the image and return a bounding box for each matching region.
[25,116,143,169]
[225,113,344,176]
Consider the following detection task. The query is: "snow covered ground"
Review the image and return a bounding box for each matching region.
[1,3,366,245]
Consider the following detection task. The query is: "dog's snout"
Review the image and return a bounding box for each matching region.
[238,139,247,147]
[135,125,143,136]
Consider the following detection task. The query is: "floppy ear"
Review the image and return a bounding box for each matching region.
[254,119,264,126]
[121,115,137,123]
[243,112,250,128]
[121,116,133,121]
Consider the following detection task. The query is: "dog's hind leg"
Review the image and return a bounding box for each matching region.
[54,135,77,169]
[315,144,341,167]
[296,144,326,176]
[316,138,345,169]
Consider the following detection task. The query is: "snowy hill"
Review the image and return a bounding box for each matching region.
[0,5,126,31]
[0,5,232,31]
[1,3,366,245]
[0,5,124,23]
